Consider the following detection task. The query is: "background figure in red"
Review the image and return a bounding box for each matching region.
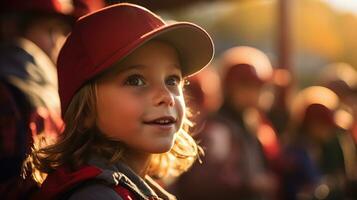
[172,46,280,200]
[0,1,104,199]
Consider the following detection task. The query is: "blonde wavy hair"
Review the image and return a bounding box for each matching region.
[27,79,202,184]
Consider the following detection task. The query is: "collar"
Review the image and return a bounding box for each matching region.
[87,156,176,200]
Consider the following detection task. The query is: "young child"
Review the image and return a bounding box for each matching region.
[29,3,214,200]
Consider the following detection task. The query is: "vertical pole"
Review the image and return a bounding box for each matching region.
[270,0,293,134]
[278,0,292,71]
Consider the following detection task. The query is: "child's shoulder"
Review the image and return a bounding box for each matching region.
[67,183,127,200]
[34,163,137,200]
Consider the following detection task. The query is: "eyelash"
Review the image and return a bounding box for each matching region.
[123,74,183,87]
[124,74,145,86]
[166,75,182,86]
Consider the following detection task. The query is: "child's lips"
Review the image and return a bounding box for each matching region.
[144,116,176,123]
[143,116,177,130]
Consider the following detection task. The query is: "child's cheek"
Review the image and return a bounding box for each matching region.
[176,94,186,129]
[119,92,145,118]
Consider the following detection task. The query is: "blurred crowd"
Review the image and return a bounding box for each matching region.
[1,1,357,200]
[169,48,357,200]
[0,0,104,199]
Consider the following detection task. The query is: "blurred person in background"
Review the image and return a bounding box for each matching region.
[219,46,281,172]
[318,62,357,199]
[0,0,104,199]
[281,86,346,200]
[172,46,281,200]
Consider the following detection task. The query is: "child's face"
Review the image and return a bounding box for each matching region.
[96,40,185,154]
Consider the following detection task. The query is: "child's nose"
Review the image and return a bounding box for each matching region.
[153,86,175,107]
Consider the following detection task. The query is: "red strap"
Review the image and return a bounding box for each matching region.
[32,165,102,200]
[34,165,147,200]
[113,185,137,200]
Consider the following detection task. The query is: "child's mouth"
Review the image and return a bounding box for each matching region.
[143,116,177,130]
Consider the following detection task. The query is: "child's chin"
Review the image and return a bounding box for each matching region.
[149,142,175,154]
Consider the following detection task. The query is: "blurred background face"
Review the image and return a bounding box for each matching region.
[306,120,335,143]
[95,40,185,154]
[222,63,268,112]
[228,81,263,111]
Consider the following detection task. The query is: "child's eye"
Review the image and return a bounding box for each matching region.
[124,74,146,86]
[166,75,182,86]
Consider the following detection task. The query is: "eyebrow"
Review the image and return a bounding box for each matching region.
[119,63,182,73]
[119,64,146,72]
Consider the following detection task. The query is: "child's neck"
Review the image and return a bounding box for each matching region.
[123,150,152,178]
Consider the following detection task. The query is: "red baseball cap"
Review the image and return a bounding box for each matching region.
[302,103,335,127]
[290,86,339,127]
[224,63,265,85]
[220,46,273,83]
[57,3,214,116]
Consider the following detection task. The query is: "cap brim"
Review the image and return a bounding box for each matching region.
[92,22,214,78]
[153,22,215,77]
